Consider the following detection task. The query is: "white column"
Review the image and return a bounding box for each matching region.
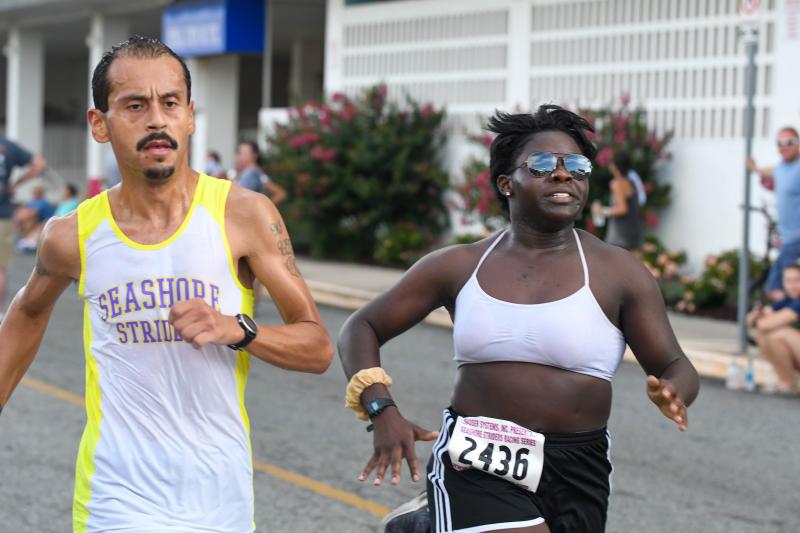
[506,0,532,109]
[262,0,273,109]
[85,14,129,182]
[189,55,240,173]
[4,28,44,153]
[323,0,345,97]
[289,39,304,104]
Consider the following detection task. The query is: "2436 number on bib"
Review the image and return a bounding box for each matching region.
[447,415,545,493]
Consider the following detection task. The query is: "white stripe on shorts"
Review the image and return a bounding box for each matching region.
[605,428,613,496]
[428,409,455,532]
[451,517,546,533]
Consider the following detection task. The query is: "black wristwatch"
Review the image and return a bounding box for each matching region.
[228,313,258,350]
[365,398,396,419]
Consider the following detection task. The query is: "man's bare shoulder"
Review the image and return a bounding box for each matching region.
[37,212,80,280]
[225,182,279,228]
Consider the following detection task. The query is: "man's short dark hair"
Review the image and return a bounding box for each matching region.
[487,105,597,212]
[240,141,260,158]
[91,35,191,113]
[779,126,799,138]
[66,183,79,198]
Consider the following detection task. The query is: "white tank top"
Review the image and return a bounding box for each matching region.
[73,175,255,532]
[453,229,626,382]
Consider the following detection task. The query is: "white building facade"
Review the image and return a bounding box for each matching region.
[322,0,800,271]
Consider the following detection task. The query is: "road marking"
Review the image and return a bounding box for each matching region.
[19,376,391,518]
[252,459,389,517]
[21,377,86,407]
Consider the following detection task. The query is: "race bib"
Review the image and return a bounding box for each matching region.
[447,415,545,493]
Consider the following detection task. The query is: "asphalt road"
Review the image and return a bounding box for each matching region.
[1,253,798,533]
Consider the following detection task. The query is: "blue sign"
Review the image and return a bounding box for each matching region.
[163,0,265,57]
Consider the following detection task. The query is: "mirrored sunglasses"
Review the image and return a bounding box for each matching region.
[515,151,593,180]
[777,138,799,148]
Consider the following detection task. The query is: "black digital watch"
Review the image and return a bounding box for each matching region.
[228,313,258,350]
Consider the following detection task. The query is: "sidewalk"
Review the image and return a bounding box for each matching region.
[297,258,779,387]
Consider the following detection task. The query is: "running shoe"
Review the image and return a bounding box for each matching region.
[379,491,429,533]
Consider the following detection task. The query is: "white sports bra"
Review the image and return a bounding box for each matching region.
[453,229,626,381]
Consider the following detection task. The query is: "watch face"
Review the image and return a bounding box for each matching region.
[240,314,258,335]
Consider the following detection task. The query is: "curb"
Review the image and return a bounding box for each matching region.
[305,280,780,387]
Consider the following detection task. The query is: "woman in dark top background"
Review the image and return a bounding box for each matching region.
[593,152,644,252]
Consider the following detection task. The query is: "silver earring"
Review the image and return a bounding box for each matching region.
[504,191,511,197]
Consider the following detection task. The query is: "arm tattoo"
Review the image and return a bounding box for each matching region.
[277,238,293,256]
[35,259,50,276]
[269,222,284,235]
[284,257,301,277]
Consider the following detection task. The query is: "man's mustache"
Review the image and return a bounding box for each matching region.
[136,133,178,151]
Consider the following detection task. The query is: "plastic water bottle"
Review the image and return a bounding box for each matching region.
[744,358,757,392]
[591,201,606,227]
[725,360,744,390]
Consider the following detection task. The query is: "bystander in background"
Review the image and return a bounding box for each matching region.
[14,182,55,253]
[748,127,800,301]
[0,136,48,320]
[205,150,226,179]
[748,262,800,395]
[592,151,644,253]
[234,141,287,204]
[53,184,81,217]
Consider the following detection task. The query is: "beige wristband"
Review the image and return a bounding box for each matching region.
[345,367,393,421]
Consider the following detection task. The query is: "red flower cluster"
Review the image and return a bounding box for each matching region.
[310,145,336,162]
[290,132,320,149]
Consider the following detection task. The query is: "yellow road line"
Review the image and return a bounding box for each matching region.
[19,376,390,518]
[21,377,86,407]
[253,459,389,517]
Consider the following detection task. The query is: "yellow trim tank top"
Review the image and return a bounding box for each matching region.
[73,174,255,533]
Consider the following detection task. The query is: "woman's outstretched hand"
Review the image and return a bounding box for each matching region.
[360,409,439,486]
[647,375,688,431]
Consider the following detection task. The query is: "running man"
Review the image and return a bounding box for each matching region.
[0,35,332,532]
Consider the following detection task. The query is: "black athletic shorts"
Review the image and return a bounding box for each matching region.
[426,408,612,533]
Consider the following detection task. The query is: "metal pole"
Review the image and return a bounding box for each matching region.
[737,25,759,354]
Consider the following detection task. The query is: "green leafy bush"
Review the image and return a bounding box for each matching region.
[262,85,450,265]
[676,250,767,312]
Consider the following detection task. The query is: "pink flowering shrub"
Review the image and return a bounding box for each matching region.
[262,85,450,264]
[675,249,767,314]
[582,95,673,233]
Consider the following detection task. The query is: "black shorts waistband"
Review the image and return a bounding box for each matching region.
[446,407,608,448]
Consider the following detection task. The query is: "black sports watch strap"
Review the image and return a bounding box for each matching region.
[365,397,396,419]
[228,313,258,350]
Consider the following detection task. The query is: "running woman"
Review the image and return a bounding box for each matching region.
[0,36,332,532]
[339,105,699,533]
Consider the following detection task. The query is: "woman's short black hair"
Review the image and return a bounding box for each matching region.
[91,35,191,113]
[487,104,596,212]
